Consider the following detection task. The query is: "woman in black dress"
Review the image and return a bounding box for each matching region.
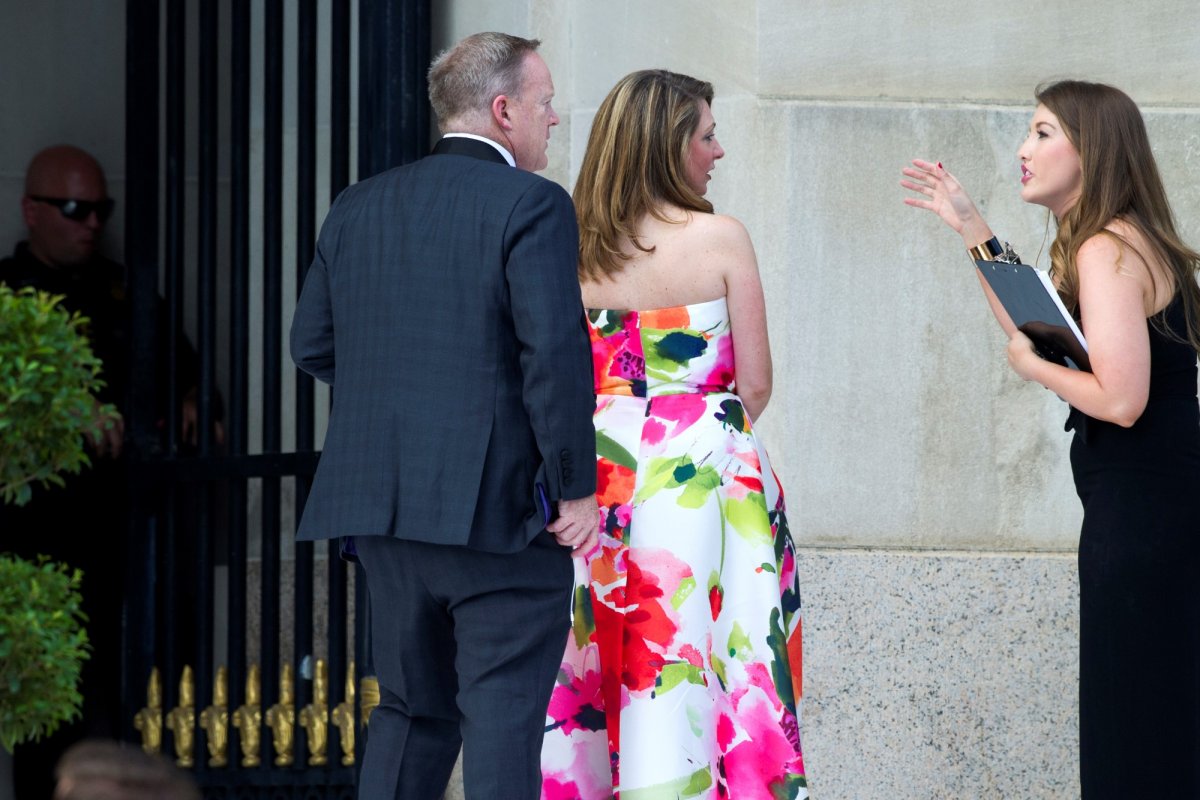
[902,80,1200,797]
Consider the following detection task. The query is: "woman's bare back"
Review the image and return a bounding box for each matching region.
[579,207,733,311]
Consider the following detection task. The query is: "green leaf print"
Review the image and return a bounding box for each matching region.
[767,606,796,710]
[633,455,721,507]
[681,767,715,796]
[673,461,697,483]
[671,575,696,609]
[656,661,706,694]
[571,583,594,649]
[595,430,637,471]
[727,621,753,661]
[621,766,713,800]
[633,456,684,504]
[687,704,704,737]
[725,494,773,545]
[678,464,722,508]
[653,330,707,364]
[643,328,707,377]
[711,652,728,691]
[715,398,748,433]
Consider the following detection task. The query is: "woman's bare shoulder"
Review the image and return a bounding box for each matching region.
[674,211,753,254]
[1080,219,1152,272]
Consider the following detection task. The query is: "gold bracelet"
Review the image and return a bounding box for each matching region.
[967,236,1005,262]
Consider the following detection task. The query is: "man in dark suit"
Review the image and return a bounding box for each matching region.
[290,32,597,800]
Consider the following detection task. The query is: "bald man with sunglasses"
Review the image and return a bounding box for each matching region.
[0,145,213,799]
[22,145,116,268]
[0,144,132,798]
[3,145,127,455]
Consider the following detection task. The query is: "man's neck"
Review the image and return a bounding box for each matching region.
[441,132,515,167]
[24,240,62,269]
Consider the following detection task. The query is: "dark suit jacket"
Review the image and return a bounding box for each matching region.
[290,137,596,552]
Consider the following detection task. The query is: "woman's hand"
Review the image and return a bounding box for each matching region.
[901,159,990,243]
[1006,330,1042,381]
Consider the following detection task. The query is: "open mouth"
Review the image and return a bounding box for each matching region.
[1020,164,1032,184]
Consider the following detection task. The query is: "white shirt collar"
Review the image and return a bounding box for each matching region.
[441,133,515,167]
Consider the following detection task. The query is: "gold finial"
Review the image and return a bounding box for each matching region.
[231,664,263,767]
[198,666,229,767]
[360,675,380,727]
[164,665,196,768]
[330,660,357,766]
[133,667,163,755]
[264,664,295,766]
[298,659,329,766]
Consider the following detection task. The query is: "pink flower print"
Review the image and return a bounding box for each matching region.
[703,331,736,390]
[715,710,737,752]
[725,473,764,502]
[719,686,804,799]
[642,417,667,447]
[646,393,707,439]
[742,662,784,713]
[679,643,704,668]
[778,546,796,593]
[611,346,645,382]
[780,706,803,759]
[542,777,586,800]
[546,660,606,737]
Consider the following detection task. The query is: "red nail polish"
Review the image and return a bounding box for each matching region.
[936,162,943,169]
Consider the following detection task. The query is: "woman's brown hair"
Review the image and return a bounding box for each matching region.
[573,69,714,282]
[1038,79,1200,353]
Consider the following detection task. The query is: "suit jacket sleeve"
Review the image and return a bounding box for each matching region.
[504,180,597,501]
[290,223,336,386]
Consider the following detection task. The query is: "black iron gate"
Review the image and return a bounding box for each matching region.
[121,2,430,796]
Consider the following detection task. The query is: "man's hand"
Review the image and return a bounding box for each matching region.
[547,494,599,555]
[88,400,125,459]
[181,389,226,447]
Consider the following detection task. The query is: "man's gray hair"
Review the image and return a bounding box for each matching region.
[428,32,541,132]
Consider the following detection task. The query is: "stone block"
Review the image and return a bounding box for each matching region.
[796,548,1079,799]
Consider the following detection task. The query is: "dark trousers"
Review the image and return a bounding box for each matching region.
[354,532,572,800]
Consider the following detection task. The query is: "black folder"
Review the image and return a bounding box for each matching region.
[975,259,1091,372]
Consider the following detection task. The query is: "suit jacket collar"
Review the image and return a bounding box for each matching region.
[432,136,511,166]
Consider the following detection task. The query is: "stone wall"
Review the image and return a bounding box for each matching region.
[438,2,1200,797]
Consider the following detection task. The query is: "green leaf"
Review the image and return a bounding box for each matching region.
[727,621,752,661]
[656,661,706,695]
[0,285,108,507]
[595,430,637,471]
[671,575,696,610]
[0,555,90,750]
[725,494,773,546]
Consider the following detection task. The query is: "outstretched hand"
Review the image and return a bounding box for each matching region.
[547,493,599,556]
[900,159,989,243]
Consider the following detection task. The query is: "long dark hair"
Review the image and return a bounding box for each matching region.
[1037,79,1200,353]
[573,69,714,282]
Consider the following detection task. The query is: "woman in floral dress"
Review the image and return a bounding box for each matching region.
[540,69,808,800]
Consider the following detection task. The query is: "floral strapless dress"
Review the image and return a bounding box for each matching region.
[541,298,808,799]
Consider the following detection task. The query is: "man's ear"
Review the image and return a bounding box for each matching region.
[491,94,512,131]
[20,196,37,229]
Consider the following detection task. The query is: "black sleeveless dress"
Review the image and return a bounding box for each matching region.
[1067,295,1200,797]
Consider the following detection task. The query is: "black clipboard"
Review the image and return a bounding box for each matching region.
[975,259,1091,372]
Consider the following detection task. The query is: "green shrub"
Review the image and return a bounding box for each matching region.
[0,554,90,752]
[0,285,115,506]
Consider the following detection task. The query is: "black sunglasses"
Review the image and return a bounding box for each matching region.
[29,195,115,224]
